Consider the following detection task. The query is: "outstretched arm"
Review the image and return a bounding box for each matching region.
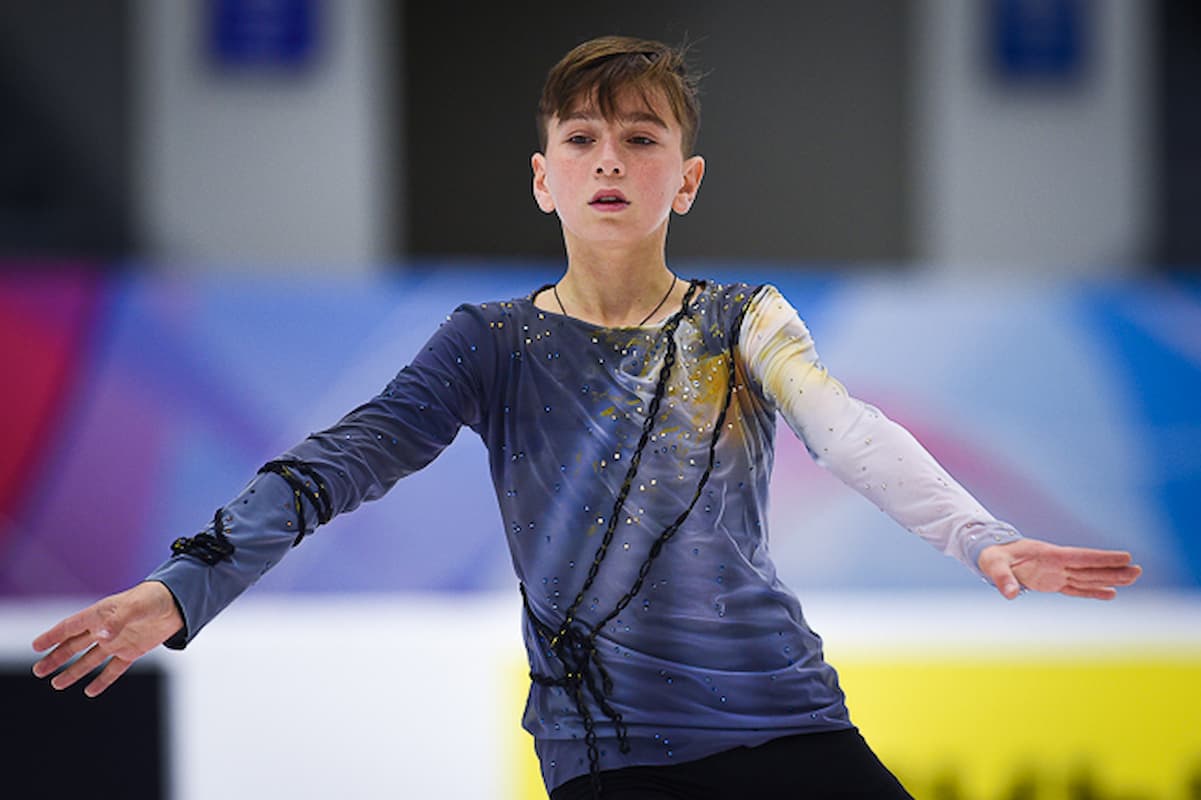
[978,539,1142,600]
[32,303,498,695]
[32,581,182,697]
[740,286,1021,571]
[739,286,1143,599]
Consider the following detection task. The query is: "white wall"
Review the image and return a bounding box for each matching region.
[6,595,525,800]
[6,593,1199,799]
[134,0,397,272]
[914,0,1153,275]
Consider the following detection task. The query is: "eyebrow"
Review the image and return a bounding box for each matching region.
[558,109,670,130]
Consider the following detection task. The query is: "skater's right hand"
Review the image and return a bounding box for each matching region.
[32,581,184,697]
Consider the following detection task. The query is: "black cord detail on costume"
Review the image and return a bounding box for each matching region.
[522,585,623,800]
[590,285,760,635]
[520,283,764,799]
[258,459,333,547]
[171,508,236,565]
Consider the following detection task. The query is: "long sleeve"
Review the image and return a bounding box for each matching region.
[146,474,318,648]
[146,304,497,647]
[739,285,1021,574]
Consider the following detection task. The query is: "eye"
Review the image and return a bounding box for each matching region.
[628,136,657,146]
[566,134,593,146]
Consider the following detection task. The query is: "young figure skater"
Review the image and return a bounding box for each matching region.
[33,36,1141,799]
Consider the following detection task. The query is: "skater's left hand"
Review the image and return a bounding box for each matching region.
[978,539,1142,600]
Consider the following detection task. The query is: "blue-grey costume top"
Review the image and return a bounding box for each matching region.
[147,280,1020,792]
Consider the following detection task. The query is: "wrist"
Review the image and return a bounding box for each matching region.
[966,523,1023,575]
[140,580,183,627]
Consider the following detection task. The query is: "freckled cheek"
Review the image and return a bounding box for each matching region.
[631,166,678,205]
[641,181,675,211]
[543,177,579,211]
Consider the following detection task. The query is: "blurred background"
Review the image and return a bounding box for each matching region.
[1,1,1199,798]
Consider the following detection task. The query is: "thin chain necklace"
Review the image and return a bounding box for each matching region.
[553,274,678,327]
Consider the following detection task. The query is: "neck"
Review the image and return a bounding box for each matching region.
[551,226,678,327]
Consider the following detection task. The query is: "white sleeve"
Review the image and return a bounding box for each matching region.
[739,285,1021,574]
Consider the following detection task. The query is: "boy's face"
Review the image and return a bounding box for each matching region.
[531,88,704,249]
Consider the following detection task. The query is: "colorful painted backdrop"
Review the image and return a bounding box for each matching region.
[2,265,1198,598]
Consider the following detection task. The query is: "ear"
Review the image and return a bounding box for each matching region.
[531,152,556,213]
[673,155,705,215]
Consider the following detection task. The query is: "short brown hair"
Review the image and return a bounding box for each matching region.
[537,36,701,155]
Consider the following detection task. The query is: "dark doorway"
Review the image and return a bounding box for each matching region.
[400,2,913,265]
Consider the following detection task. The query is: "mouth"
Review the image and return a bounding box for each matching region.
[589,190,629,208]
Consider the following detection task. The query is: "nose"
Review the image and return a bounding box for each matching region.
[594,140,623,176]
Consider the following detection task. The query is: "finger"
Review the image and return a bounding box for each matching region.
[1059,548,1133,568]
[32,608,100,653]
[50,644,110,691]
[980,559,1023,600]
[1119,564,1143,584]
[84,656,132,698]
[1061,584,1118,601]
[1066,565,1143,587]
[32,630,99,678]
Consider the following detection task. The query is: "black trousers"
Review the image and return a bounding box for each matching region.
[549,728,913,800]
